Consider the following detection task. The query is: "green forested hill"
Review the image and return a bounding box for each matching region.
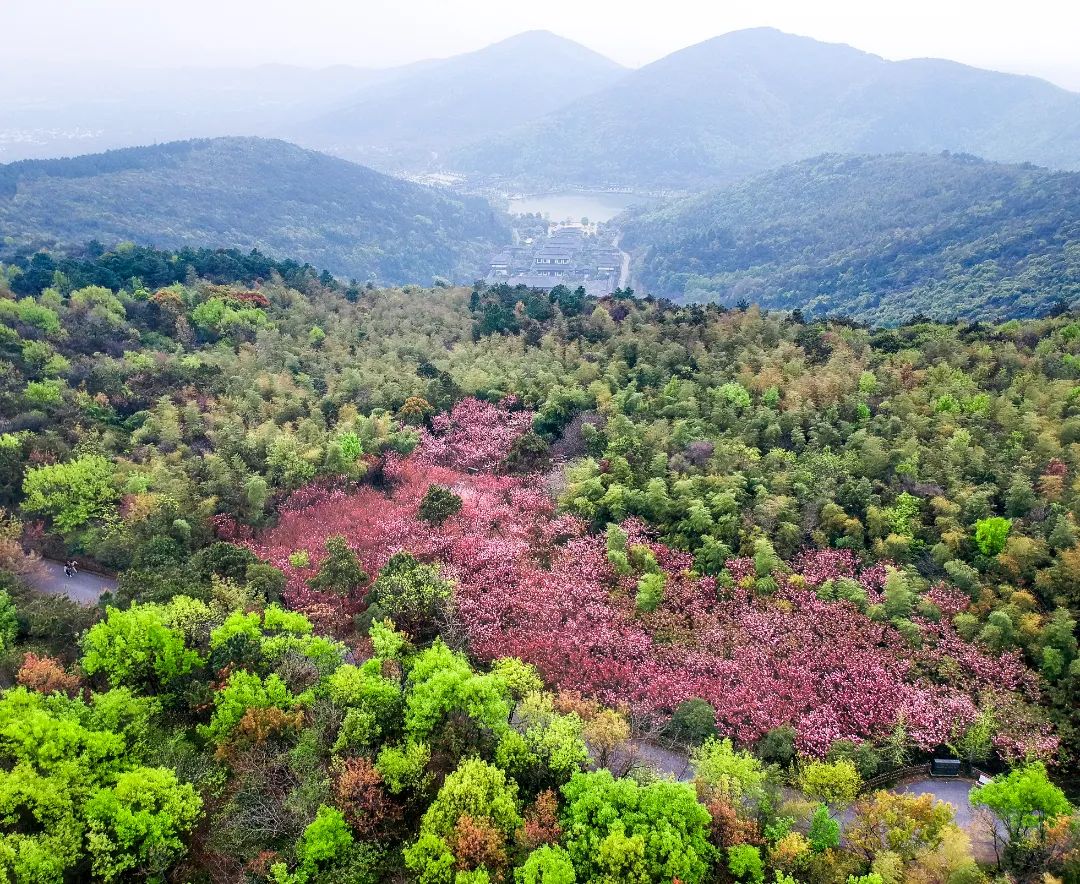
[0,243,1077,879]
[621,153,1080,324]
[0,137,508,284]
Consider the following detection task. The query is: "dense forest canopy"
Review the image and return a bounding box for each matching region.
[0,245,1075,881]
[0,137,508,285]
[0,242,337,297]
[621,153,1080,324]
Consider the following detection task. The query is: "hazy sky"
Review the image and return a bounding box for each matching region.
[5,0,1080,91]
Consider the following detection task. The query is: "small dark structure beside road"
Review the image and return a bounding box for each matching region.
[930,757,962,777]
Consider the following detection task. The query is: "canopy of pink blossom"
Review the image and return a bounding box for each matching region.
[235,398,1054,760]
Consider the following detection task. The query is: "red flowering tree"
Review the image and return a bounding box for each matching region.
[414,397,534,473]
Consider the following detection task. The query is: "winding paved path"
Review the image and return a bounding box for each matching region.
[614,234,631,290]
[627,744,1001,862]
[894,776,1002,862]
[24,560,115,605]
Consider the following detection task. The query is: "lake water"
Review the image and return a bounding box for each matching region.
[506,191,647,223]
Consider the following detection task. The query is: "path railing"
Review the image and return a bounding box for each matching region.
[861,763,931,792]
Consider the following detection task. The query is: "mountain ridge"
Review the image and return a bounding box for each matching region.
[449,28,1080,189]
[619,151,1080,324]
[296,30,627,169]
[0,136,508,284]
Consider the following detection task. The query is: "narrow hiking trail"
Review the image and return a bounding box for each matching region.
[614,233,631,290]
[24,559,115,605]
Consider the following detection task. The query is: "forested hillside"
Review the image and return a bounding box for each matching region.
[453,28,1080,189]
[0,244,1075,881]
[621,153,1080,324]
[0,137,508,284]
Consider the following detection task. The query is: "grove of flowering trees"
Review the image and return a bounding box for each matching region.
[247,398,1052,761]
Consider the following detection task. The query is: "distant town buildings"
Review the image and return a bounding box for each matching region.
[486,223,623,296]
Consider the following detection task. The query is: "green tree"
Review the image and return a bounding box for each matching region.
[204,670,296,745]
[691,737,766,806]
[717,383,751,409]
[375,741,431,796]
[559,770,714,884]
[270,805,355,884]
[882,569,915,622]
[756,726,796,766]
[82,604,202,693]
[519,844,577,883]
[496,692,588,793]
[308,535,367,594]
[84,767,202,882]
[24,379,64,407]
[22,454,118,532]
[847,791,956,863]
[0,591,16,652]
[635,572,665,613]
[364,552,452,638]
[796,758,863,805]
[1037,608,1078,682]
[727,844,764,883]
[296,806,353,875]
[974,517,1011,557]
[948,706,996,766]
[327,659,403,751]
[404,641,511,744]
[245,562,287,603]
[970,763,1072,859]
[418,484,463,526]
[404,758,520,881]
[807,803,841,852]
[665,699,718,745]
[0,686,194,883]
[489,658,543,702]
[504,431,552,474]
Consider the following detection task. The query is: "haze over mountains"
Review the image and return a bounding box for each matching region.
[5,27,1080,320]
[0,64,390,162]
[0,138,506,284]
[5,27,1080,195]
[296,30,627,170]
[453,28,1080,189]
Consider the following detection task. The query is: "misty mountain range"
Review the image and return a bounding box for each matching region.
[452,28,1080,189]
[5,28,1080,192]
[4,27,1080,319]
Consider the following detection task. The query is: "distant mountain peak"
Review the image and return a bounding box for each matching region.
[450,27,1080,189]
[664,27,880,66]
[297,27,626,165]
[714,26,843,42]
[494,29,568,46]
[468,29,625,68]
